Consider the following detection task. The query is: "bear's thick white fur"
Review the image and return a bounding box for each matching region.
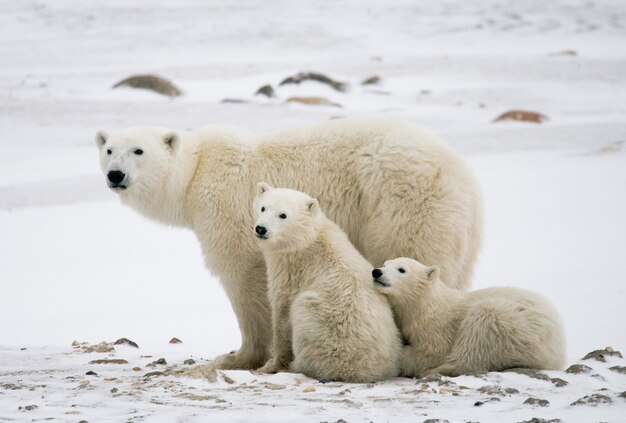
[373,258,566,377]
[95,118,482,370]
[254,184,401,382]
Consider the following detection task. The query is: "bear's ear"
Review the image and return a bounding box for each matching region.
[306,198,319,215]
[95,130,109,149]
[257,182,272,195]
[163,132,179,151]
[425,266,440,282]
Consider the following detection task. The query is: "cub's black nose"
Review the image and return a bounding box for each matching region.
[372,268,382,278]
[255,225,267,236]
[107,170,125,184]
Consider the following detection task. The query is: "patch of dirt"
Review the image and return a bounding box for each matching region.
[112,74,182,97]
[570,393,612,406]
[361,75,381,85]
[493,110,549,123]
[88,359,128,365]
[286,96,341,107]
[523,397,550,407]
[72,340,114,353]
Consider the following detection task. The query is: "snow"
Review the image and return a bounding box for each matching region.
[1,0,625,421]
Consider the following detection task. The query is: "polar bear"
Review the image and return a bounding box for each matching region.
[95,117,482,371]
[254,183,401,382]
[372,258,566,377]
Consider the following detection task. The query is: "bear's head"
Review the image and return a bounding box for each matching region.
[372,257,440,302]
[253,182,322,252]
[95,127,179,196]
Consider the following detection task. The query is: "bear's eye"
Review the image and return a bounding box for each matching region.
[398,268,406,273]
[106,149,112,155]
[279,213,287,219]
[261,207,265,212]
[134,149,143,155]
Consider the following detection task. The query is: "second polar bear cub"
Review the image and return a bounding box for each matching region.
[373,258,565,377]
[254,183,401,382]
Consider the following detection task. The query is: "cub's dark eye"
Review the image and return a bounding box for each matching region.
[106,149,112,155]
[279,213,287,219]
[398,268,406,273]
[134,149,143,155]
[261,207,265,212]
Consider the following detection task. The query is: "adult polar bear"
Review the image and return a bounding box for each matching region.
[95,117,482,371]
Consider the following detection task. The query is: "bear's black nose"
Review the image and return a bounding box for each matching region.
[372,268,383,278]
[107,170,126,184]
[255,225,267,236]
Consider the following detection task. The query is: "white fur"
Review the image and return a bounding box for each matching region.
[374,258,566,377]
[95,118,482,370]
[255,185,401,382]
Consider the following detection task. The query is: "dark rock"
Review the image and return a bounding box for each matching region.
[110,387,118,393]
[505,387,520,394]
[20,347,26,351]
[565,364,593,374]
[610,365,626,374]
[505,368,551,381]
[114,338,139,348]
[423,420,449,423]
[169,337,182,344]
[551,377,568,387]
[112,74,182,98]
[318,378,330,384]
[255,84,275,98]
[85,371,98,376]
[184,358,196,365]
[362,75,381,85]
[583,347,623,362]
[524,397,550,407]
[146,358,167,367]
[18,404,38,411]
[571,393,612,406]
[1,383,23,390]
[517,419,562,423]
[279,71,347,92]
[473,401,484,407]
[144,371,165,378]
[619,391,626,399]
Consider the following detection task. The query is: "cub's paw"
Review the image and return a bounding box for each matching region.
[257,358,288,374]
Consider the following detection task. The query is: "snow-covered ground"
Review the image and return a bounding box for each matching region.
[1,0,625,421]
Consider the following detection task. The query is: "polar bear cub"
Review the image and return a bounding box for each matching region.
[373,258,565,377]
[254,183,401,382]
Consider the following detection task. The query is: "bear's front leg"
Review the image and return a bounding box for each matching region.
[258,294,293,373]
[211,269,272,370]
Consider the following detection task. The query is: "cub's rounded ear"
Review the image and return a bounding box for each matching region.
[306,198,320,215]
[163,132,179,151]
[425,266,440,282]
[95,130,109,149]
[257,182,272,195]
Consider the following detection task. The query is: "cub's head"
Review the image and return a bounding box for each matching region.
[95,127,179,196]
[253,182,321,252]
[372,257,440,302]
